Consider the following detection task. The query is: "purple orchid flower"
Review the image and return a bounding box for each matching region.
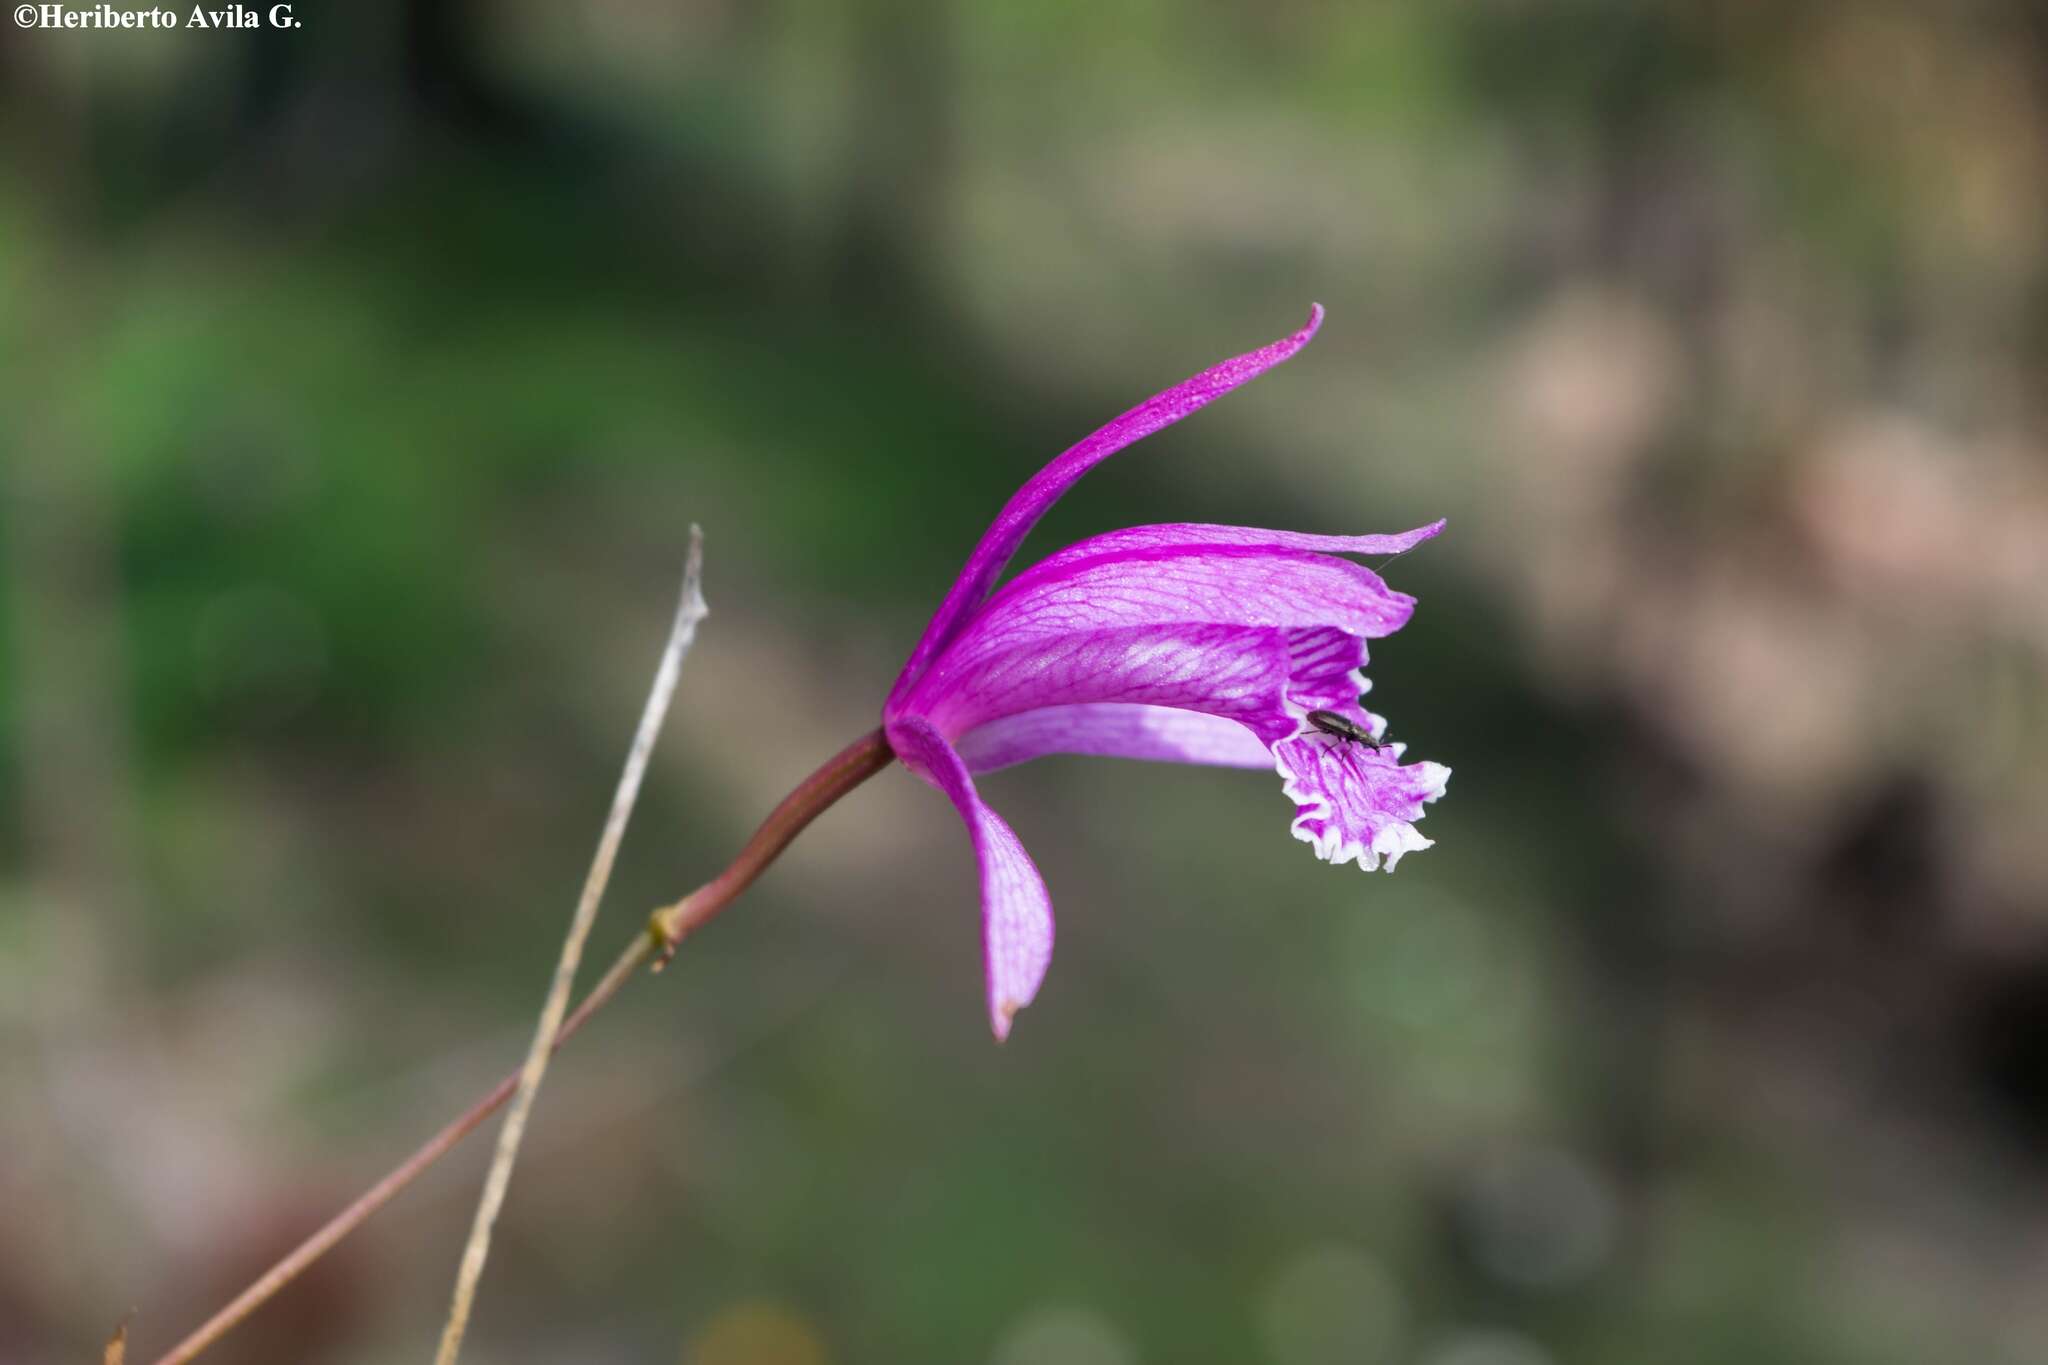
[883,307,1450,1039]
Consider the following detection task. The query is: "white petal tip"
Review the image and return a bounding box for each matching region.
[1419,763,1453,799]
[1290,819,1435,872]
[1372,823,1435,871]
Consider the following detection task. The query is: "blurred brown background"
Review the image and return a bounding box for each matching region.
[4,2,2048,1362]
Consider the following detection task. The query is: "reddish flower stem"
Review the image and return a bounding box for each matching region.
[147,728,895,1365]
[649,726,898,957]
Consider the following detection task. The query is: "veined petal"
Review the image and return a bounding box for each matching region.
[1285,626,1381,715]
[1024,519,1447,580]
[955,703,1272,774]
[1275,731,1450,872]
[907,622,1297,746]
[888,307,1324,706]
[887,717,1056,1040]
[924,548,1416,683]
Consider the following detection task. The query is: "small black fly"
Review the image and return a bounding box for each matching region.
[1305,709,1384,750]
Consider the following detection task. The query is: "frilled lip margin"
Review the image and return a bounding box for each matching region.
[881,306,1449,1038]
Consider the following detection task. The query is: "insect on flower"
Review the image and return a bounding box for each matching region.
[1304,708,1384,750]
[884,305,1450,1038]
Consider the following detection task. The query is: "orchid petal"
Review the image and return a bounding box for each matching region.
[1274,731,1450,872]
[888,307,1324,706]
[1025,519,1447,580]
[1284,626,1380,715]
[909,622,1297,746]
[912,548,1415,692]
[887,716,1056,1040]
[955,703,1272,774]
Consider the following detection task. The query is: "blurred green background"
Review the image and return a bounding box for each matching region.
[5,3,2048,1363]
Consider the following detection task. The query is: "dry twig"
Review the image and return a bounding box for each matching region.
[432,528,708,1365]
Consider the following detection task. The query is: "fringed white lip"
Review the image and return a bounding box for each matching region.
[1278,737,1452,873]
